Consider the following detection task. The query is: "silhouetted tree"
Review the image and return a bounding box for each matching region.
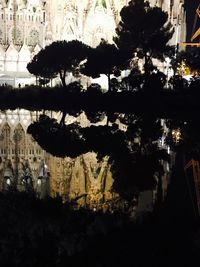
[27,114,169,201]
[168,75,189,91]
[27,40,91,87]
[143,71,167,91]
[183,47,200,75]
[166,118,200,159]
[120,68,143,91]
[81,39,124,92]
[114,0,173,80]
[167,46,184,75]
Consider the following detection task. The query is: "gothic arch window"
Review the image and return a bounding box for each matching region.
[13,123,25,144]
[0,131,4,142]
[28,29,39,46]
[95,0,107,9]
[2,123,11,141]
[0,28,3,43]
[10,27,23,45]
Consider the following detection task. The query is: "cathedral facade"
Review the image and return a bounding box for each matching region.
[0,0,186,86]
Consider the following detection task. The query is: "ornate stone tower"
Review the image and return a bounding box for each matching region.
[0,0,45,86]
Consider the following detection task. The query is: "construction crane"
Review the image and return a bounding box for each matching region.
[181,3,200,46]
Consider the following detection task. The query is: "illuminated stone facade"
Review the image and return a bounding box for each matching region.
[0,0,186,86]
[0,110,114,207]
[0,110,46,193]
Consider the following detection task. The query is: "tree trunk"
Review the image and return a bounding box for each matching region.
[107,73,111,92]
[106,73,111,126]
[144,52,149,82]
[59,71,66,87]
[101,163,109,203]
[81,156,90,207]
[156,174,163,208]
[60,111,67,126]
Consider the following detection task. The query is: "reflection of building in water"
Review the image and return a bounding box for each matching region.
[0,0,186,86]
[0,110,46,193]
[49,153,113,207]
[0,110,114,208]
[0,109,172,213]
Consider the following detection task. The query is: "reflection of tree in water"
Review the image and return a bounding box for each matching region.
[27,113,170,208]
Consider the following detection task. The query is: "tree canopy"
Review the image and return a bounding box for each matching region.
[114,0,174,77]
[27,40,91,87]
[27,113,170,200]
[81,39,125,91]
[178,47,200,75]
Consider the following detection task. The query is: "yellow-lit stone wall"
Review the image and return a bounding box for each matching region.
[48,152,114,207]
[0,110,114,208]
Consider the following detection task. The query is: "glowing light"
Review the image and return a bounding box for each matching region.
[172,129,181,143]
[6,178,11,185]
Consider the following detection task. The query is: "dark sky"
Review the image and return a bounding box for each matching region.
[185,1,200,41]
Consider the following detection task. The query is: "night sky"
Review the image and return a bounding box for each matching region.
[185,0,200,42]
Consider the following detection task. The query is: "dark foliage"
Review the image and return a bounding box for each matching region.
[27,114,169,200]
[168,75,189,92]
[27,40,91,87]
[114,0,174,77]
[81,39,126,91]
[1,84,200,120]
[182,47,200,74]
[0,191,199,267]
[166,118,200,160]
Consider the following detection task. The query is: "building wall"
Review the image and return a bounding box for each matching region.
[0,110,114,208]
[0,0,186,87]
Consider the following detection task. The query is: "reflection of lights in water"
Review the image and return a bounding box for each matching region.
[37,179,42,186]
[22,177,31,184]
[6,178,11,185]
[166,162,170,172]
[167,146,170,154]
[160,136,165,147]
[172,129,181,143]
